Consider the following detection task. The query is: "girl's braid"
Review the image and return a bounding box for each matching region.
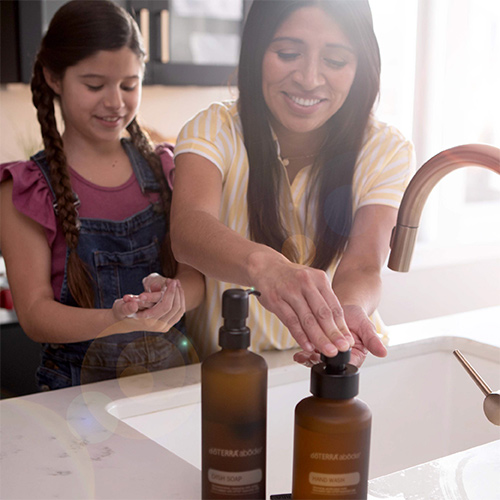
[127,118,177,278]
[31,61,95,308]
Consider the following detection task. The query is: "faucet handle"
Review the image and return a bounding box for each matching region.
[453,349,500,426]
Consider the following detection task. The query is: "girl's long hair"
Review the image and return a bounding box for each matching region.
[31,0,175,308]
[238,0,381,269]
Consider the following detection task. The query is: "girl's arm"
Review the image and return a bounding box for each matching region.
[0,180,180,343]
[170,153,354,357]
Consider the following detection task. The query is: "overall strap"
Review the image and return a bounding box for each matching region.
[30,150,80,216]
[30,150,56,200]
[120,139,161,194]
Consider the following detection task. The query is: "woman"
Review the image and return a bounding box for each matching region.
[170,0,415,366]
[0,0,204,389]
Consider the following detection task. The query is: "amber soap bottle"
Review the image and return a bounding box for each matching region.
[201,289,267,500]
[292,350,371,500]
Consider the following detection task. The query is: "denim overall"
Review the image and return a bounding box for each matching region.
[31,140,194,390]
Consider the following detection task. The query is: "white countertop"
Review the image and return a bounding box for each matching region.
[1,306,499,499]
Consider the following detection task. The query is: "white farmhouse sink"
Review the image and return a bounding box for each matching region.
[107,336,500,496]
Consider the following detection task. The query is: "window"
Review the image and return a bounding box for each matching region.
[372,0,500,248]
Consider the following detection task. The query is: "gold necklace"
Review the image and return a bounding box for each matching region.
[281,153,317,167]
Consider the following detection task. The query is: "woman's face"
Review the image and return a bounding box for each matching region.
[262,6,358,137]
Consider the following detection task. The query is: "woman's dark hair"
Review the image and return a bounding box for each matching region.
[238,0,381,269]
[31,0,175,308]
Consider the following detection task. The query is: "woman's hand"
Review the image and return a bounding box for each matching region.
[252,257,355,357]
[293,304,387,368]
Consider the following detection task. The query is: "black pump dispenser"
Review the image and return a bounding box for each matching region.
[311,349,359,399]
[202,288,267,499]
[292,348,372,499]
[219,288,260,349]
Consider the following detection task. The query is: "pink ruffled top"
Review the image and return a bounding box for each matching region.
[0,144,175,300]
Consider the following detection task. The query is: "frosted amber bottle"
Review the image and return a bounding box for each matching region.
[292,351,371,500]
[202,289,267,500]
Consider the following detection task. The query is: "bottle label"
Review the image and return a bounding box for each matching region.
[202,419,266,498]
[309,471,360,487]
[209,468,263,486]
[209,447,264,458]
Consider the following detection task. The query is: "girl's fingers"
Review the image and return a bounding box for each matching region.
[142,273,168,293]
[135,280,181,320]
[112,298,139,320]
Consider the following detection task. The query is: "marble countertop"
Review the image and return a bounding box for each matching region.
[1,306,499,499]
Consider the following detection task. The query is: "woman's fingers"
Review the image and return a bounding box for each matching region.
[273,299,315,352]
[335,305,388,367]
[303,283,354,351]
[293,350,322,367]
[261,267,352,356]
[317,285,355,347]
[356,320,387,358]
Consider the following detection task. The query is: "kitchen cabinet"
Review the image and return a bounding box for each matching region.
[130,0,249,86]
[1,0,248,86]
[1,321,40,399]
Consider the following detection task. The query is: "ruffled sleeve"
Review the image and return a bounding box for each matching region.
[0,160,58,247]
[155,143,175,190]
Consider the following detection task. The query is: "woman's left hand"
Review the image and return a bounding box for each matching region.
[293,305,387,368]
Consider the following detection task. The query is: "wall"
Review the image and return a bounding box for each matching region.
[379,244,500,325]
[0,83,236,161]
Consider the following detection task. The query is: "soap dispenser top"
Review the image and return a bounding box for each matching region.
[219,288,260,349]
[311,349,359,399]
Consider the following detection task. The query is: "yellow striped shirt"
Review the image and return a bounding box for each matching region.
[175,100,415,359]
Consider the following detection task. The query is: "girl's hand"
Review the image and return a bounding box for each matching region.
[292,305,387,368]
[135,278,185,327]
[253,259,355,357]
[107,274,185,335]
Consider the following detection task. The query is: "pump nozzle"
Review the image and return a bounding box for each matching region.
[322,351,350,375]
[312,349,359,400]
[219,288,260,349]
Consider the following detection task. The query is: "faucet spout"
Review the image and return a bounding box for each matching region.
[388,144,500,272]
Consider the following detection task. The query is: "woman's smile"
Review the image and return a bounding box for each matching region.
[282,92,327,115]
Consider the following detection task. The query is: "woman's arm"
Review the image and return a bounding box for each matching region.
[171,153,354,356]
[294,204,395,367]
[332,204,396,365]
[0,180,181,342]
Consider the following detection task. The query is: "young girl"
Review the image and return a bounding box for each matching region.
[0,0,203,390]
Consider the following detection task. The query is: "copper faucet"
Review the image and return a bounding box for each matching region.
[388,144,500,271]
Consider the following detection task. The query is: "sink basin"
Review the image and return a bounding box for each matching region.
[106,336,500,496]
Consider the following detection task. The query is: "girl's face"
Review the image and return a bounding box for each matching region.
[45,47,143,147]
[262,6,357,138]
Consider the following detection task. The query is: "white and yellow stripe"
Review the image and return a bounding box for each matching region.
[175,100,415,359]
